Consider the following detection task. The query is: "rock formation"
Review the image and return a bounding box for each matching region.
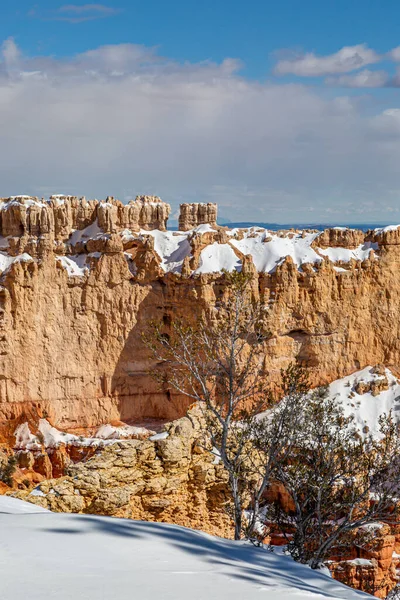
[0,195,400,436]
[178,202,218,231]
[11,408,232,537]
[0,195,171,250]
[328,524,399,598]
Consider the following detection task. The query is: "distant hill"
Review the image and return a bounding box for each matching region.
[168,220,395,232]
[218,222,394,232]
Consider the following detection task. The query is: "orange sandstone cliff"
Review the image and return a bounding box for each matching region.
[0,194,399,437]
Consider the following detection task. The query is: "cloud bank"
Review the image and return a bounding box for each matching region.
[1,38,400,223]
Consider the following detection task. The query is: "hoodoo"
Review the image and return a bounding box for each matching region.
[178,202,218,230]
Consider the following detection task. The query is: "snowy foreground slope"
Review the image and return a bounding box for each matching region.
[0,497,369,600]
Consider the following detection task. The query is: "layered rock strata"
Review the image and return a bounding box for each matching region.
[0,195,400,436]
[0,195,170,246]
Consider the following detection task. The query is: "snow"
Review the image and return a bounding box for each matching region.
[196,242,241,274]
[0,252,19,273]
[68,219,105,246]
[15,419,110,450]
[120,228,136,242]
[342,559,373,567]
[95,424,154,440]
[192,223,217,234]
[15,419,86,450]
[29,487,46,497]
[15,422,40,450]
[0,215,386,277]
[327,367,400,439]
[149,431,169,441]
[14,419,154,450]
[144,229,192,273]
[212,446,221,465]
[0,252,34,275]
[258,366,400,442]
[317,242,378,263]
[374,225,400,234]
[140,227,380,275]
[0,495,49,514]
[56,255,88,277]
[57,253,104,277]
[14,253,33,264]
[49,195,67,205]
[359,522,384,533]
[3,196,47,208]
[0,501,369,600]
[231,230,322,273]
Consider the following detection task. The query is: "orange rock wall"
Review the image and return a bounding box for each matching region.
[1,198,400,434]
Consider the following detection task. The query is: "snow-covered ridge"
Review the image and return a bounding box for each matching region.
[144,227,380,275]
[0,224,381,278]
[374,224,400,234]
[0,202,397,277]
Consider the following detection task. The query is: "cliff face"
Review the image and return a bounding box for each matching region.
[1,195,400,436]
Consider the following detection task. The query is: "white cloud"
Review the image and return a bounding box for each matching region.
[0,38,400,223]
[325,69,389,88]
[388,46,400,62]
[388,66,400,87]
[2,38,20,67]
[38,4,120,23]
[274,44,381,77]
[59,4,118,15]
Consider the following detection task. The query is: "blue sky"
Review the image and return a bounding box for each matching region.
[1,1,400,223]
[5,1,400,78]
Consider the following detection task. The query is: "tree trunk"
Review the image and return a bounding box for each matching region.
[247,494,260,539]
[231,476,242,540]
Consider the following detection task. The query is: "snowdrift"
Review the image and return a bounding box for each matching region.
[0,497,369,600]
